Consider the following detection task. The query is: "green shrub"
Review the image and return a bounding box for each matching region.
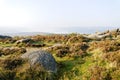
[111,69,120,80]
[0,70,16,80]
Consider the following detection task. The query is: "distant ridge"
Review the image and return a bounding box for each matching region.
[2,32,53,37]
[1,28,119,37]
[0,35,12,39]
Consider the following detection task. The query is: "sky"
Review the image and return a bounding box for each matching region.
[0,0,120,33]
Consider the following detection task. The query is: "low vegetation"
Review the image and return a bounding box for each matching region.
[0,29,120,80]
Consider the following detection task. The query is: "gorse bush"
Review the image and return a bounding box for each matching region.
[0,47,26,56]
[2,57,24,70]
[0,70,16,80]
[69,42,89,57]
[88,40,120,52]
[103,50,120,68]
[0,57,55,80]
[47,42,89,58]
[88,66,112,80]
[111,68,120,80]
[67,35,90,44]
[56,49,69,57]
[69,42,89,52]
[0,66,55,80]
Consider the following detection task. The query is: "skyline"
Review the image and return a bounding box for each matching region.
[0,0,120,33]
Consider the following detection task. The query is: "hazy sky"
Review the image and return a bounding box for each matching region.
[0,0,120,33]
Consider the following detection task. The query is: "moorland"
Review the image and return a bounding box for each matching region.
[0,28,120,80]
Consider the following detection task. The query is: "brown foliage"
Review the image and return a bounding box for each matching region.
[0,47,26,56]
[89,66,112,80]
[89,40,120,52]
[2,57,24,70]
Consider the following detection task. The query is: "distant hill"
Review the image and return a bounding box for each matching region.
[0,35,12,39]
[2,32,53,37]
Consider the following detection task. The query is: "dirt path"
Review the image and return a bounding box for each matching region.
[25,43,62,53]
[26,48,41,53]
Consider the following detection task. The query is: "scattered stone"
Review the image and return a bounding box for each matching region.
[16,38,33,44]
[84,33,110,40]
[83,28,120,40]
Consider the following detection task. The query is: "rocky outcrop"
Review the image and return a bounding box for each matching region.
[84,28,120,40]
[21,50,57,73]
[84,33,110,40]
[16,38,33,44]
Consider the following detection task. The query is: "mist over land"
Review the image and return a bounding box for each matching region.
[1,26,119,36]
